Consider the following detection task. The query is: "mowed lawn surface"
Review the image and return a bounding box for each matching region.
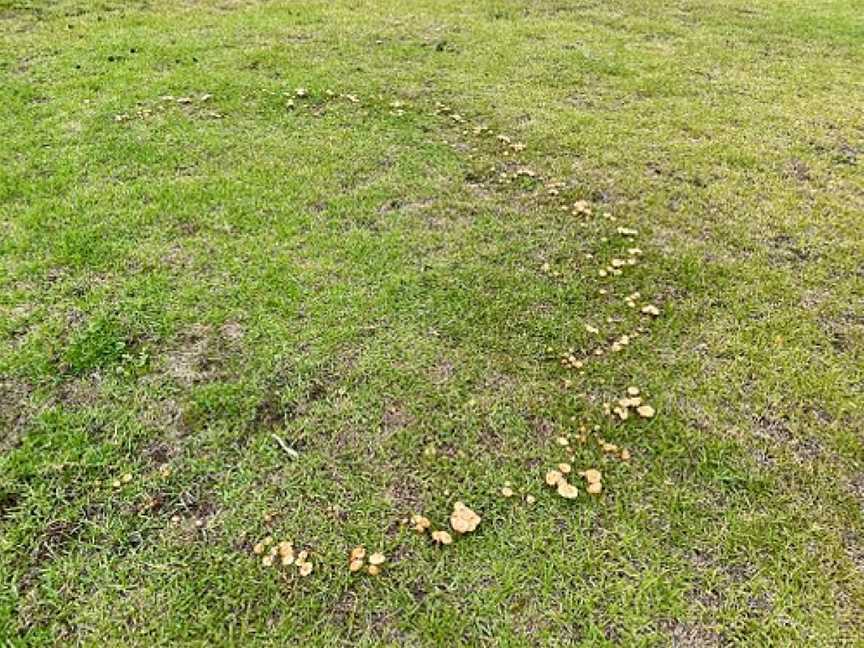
[1,0,863,644]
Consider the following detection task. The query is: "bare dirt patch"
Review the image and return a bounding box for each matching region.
[385,474,424,511]
[54,374,104,410]
[143,440,178,466]
[662,620,725,647]
[847,473,864,511]
[429,358,455,384]
[163,325,229,385]
[842,531,864,575]
[140,396,186,436]
[382,402,413,434]
[0,378,32,451]
[752,410,823,464]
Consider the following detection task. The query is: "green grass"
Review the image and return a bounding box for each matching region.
[1,0,862,644]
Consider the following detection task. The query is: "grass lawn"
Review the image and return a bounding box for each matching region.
[1,0,863,644]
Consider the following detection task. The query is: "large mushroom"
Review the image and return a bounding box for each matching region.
[450,501,481,534]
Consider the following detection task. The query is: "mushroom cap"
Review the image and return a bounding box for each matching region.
[557,480,580,499]
[410,515,431,531]
[545,470,564,486]
[431,530,453,545]
[277,541,293,558]
[450,502,481,533]
[582,469,602,484]
[637,405,655,418]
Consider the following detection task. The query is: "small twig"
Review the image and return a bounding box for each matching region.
[271,434,299,460]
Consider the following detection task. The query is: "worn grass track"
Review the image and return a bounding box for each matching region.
[1,0,863,645]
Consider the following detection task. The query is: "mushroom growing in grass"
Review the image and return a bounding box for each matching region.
[579,469,604,495]
[581,469,602,484]
[556,480,580,499]
[411,515,431,533]
[348,546,366,573]
[450,502,481,535]
[431,530,453,545]
[545,470,563,487]
[636,405,655,418]
[587,482,603,495]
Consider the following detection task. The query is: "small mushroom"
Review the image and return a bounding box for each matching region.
[582,469,602,484]
[636,405,655,418]
[431,530,453,545]
[277,541,293,558]
[411,515,431,533]
[545,470,564,487]
[557,480,580,499]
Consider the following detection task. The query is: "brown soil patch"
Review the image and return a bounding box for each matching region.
[0,378,32,451]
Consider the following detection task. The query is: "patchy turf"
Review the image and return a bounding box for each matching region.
[1,0,862,644]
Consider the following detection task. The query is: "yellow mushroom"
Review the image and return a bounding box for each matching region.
[431,530,453,545]
[450,502,481,534]
[582,469,602,484]
[636,405,655,418]
[557,480,580,499]
[545,470,564,487]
